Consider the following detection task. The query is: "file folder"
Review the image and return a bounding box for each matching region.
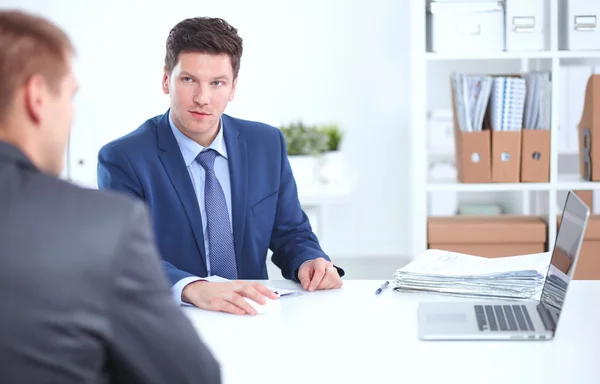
[451,78,491,183]
[520,129,550,182]
[491,130,521,182]
[578,74,600,181]
[489,75,525,183]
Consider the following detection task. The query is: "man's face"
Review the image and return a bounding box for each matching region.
[162,52,237,145]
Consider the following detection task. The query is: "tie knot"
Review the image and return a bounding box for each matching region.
[196,149,218,171]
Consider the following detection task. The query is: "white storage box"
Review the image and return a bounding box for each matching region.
[505,0,546,51]
[427,1,504,53]
[559,0,600,51]
[427,109,454,151]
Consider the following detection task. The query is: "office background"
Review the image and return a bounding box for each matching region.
[5,0,600,280]
[3,0,413,278]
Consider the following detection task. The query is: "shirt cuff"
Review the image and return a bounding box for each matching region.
[172,275,232,307]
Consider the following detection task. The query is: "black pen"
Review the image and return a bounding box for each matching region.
[375,281,389,295]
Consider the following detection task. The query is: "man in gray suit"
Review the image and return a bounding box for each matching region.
[0,10,221,384]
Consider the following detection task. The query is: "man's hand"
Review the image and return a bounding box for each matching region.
[182,281,279,315]
[298,257,343,292]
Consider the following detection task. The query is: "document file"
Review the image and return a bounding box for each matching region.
[451,72,493,132]
[393,249,550,300]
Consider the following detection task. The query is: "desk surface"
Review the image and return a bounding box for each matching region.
[183,280,600,384]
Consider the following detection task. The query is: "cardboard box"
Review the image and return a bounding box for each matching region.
[520,129,550,182]
[450,79,492,183]
[557,214,600,280]
[454,131,492,183]
[428,216,547,257]
[578,74,600,181]
[491,130,522,182]
[574,190,593,211]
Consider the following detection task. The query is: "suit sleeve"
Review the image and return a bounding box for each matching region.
[269,130,345,281]
[97,143,195,286]
[107,201,221,384]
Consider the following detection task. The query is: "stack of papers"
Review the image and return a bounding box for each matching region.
[451,72,493,132]
[393,249,551,300]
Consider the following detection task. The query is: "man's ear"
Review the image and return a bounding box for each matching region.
[162,66,170,95]
[23,74,46,125]
[229,78,237,101]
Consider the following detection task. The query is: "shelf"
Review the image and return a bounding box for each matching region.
[426,50,600,61]
[426,51,555,61]
[427,175,600,192]
[555,174,600,191]
[557,50,600,59]
[427,179,550,192]
[428,148,579,157]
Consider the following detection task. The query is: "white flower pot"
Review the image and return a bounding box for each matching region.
[318,151,347,185]
[288,155,318,189]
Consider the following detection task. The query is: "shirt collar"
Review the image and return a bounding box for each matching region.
[168,111,228,167]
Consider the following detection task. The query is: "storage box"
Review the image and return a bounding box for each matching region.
[491,130,522,182]
[520,129,550,182]
[428,216,547,257]
[574,190,593,210]
[450,77,492,183]
[578,74,600,180]
[559,0,600,51]
[427,1,504,53]
[557,214,600,280]
[505,0,546,51]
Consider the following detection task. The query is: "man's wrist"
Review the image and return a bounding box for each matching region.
[182,280,208,304]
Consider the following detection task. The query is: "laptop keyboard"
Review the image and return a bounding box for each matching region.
[475,305,535,332]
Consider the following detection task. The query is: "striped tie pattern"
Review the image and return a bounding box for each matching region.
[196,149,237,279]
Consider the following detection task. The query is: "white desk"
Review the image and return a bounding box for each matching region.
[183,280,600,384]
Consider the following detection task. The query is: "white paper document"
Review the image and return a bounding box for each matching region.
[398,249,550,277]
[266,286,302,298]
[200,275,302,297]
[393,249,551,300]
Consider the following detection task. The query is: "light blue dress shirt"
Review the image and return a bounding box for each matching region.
[168,113,234,305]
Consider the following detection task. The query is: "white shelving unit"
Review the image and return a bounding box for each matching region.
[409,0,600,258]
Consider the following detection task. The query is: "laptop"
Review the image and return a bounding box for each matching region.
[418,191,590,341]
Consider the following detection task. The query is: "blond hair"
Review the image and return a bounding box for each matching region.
[0,10,74,122]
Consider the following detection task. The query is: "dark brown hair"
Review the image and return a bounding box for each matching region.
[0,10,74,121]
[165,17,243,79]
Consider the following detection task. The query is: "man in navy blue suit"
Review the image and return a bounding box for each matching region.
[98,17,344,315]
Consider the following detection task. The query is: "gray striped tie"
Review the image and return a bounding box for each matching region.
[196,149,237,279]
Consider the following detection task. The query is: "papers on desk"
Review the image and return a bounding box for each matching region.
[393,250,550,300]
[267,286,302,298]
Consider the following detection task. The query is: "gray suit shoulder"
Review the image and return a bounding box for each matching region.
[35,172,147,227]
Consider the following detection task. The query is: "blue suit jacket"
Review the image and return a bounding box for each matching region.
[97,111,343,285]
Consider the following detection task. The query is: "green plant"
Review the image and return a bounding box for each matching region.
[279,120,329,156]
[319,123,344,151]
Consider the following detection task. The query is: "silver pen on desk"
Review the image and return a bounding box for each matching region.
[375,281,389,295]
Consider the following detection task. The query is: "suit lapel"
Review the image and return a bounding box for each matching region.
[156,111,207,270]
[222,115,247,271]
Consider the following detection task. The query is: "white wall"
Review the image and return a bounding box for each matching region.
[2,0,412,258]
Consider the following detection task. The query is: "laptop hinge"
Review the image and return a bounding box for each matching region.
[536,303,556,332]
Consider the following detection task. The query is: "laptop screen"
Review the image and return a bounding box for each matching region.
[539,192,589,315]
